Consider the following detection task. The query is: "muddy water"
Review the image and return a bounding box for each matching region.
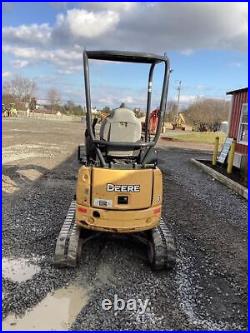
[2,258,41,283]
[2,284,90,331]
[17,169,43,181]
[2,175,20,194]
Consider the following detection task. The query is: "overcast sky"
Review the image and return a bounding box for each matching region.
[2,2,248,109]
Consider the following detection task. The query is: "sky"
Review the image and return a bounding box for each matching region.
[2,2,248,109]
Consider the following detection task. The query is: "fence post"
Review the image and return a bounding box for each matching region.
[227,139,236,174]
[212,136,219,166]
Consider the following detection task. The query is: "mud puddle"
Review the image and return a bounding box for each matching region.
[17,168,44,181]
[2,284,90,330]
[2,257,41,283]
[2,175,20,194]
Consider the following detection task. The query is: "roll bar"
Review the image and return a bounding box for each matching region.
[86,50,168,64]
[83,50,170,166]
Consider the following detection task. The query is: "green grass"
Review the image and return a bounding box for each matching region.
[162,130,226,145]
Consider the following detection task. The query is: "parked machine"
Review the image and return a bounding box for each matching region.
[2,104,6,117]
[3,103,17,117]
[29,97,37,112]
[171,112,186,130]
[54,50,176,270]
[142,108,160,135]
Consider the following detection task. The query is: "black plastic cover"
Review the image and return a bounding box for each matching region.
[86,50,167,64]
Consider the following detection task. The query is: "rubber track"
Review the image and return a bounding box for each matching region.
[54,200,81,267]
[150,219,176,270]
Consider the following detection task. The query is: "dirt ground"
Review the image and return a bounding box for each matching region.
[2,118,248,330]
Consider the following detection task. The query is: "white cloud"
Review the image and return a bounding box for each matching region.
[178,94,227,106]
[3,3,247,53]
[81,2,136,12]
[180,49,194,56]
[57,69,73,75]
[99,95,138,105]
[3,45,82,68]
[229,62,242,68]
[179,95,200,104]
[3,23,51,46]
[195,84,206,90]
[2,2,248,104]
[3,2,247,76]
[49,2,136,12]
[2,71,11,78]
[125,2,247,52]
[92,85,148,108]
[12,59,29,68]
[57,9,119,38]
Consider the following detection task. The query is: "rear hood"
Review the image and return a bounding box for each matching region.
[91,168,153,210]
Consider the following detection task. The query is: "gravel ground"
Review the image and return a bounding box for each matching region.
[2,118,248,330]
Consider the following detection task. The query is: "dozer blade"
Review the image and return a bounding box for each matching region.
[54,200,81,268]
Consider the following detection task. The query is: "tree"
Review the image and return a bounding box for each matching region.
[47,88,61,113]
[2,82,15,106]
[64,100,75,114]
[165,101,178,122]
[62,100,84,116]
[102,106,111,112]
[185,98,229,132]
[3,75,36,106]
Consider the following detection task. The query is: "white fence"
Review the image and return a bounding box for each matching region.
[3,110,82,122]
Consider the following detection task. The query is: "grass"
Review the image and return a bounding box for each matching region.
[162,130,226,145]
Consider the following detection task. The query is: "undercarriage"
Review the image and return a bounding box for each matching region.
[54,200,176,270]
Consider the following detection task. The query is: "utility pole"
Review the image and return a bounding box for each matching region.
[176,80,182,114]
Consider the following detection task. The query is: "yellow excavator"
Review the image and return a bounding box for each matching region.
[172,112,186,130]
[54,50,176,270]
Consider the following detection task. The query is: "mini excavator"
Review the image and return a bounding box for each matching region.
[54,50,176,270]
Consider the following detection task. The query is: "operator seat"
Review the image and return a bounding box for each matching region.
[100,107,141,157]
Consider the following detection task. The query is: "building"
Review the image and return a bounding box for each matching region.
[226,87,248,170]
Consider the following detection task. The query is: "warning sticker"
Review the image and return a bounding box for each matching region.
[94,198,113,208]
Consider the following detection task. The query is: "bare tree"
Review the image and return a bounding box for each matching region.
[165,101,178,122]
[47,88,61,113]
[185,98,229,132]
[2,82,15,106]
[4,75,36,103]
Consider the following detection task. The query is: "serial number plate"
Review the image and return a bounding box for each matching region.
[94,198,113,208]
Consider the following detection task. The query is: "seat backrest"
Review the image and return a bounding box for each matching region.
[100,108,141,157]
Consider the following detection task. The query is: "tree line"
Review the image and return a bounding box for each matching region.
[165,99,229,132]
[2,75,84,116]
[3,75,229,130]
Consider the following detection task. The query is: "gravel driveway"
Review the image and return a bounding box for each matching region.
[2,119,247,330]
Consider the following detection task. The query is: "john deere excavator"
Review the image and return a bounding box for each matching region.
[171,112,186,130]
[54,50,176,270]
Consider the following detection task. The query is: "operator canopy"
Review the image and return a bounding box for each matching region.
[83,50,170,166]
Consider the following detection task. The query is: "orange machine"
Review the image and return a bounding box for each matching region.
[142,108,160,135]
[149,109,160,134]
